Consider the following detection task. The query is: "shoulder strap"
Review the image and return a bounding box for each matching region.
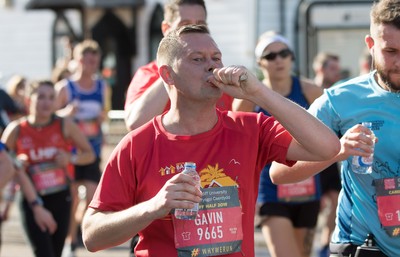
[52,115,68,140]
[66,79,78,101]
[97,79,106,106]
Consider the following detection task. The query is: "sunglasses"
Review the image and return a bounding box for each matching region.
[262,49,292,61]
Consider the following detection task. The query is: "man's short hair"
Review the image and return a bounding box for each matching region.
[26,80,54,97]
[370,0,400,30]
[73,39,101,60]
[312,52,339,72]
[157,24,210,67]
[164,0,207,24]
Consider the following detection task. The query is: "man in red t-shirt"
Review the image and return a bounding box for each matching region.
[82,25,340,257]
[124,0,233,131]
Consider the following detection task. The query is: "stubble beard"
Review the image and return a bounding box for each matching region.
[375,62,400,93]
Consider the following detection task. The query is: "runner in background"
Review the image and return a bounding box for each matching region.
[234,31,323,257]
[55,39,111,257]
[1,79,94,257]
[312,52,342,257]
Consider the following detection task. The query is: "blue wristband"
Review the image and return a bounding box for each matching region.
[0,142,5,152]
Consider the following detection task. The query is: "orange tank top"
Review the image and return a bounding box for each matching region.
[16,116,70,166]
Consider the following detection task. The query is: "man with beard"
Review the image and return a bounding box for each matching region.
[270,0,400,256]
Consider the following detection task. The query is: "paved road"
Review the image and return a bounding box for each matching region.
[1,200,130,257]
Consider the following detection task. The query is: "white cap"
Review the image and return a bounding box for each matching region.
[255,33,291,59]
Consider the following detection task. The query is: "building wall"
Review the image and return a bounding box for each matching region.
[0,0,309,88]
[257,0,299,48]
[0,0,373,90]
[0,6,53,85]
[132,0,159,72]
[206,0,256,69]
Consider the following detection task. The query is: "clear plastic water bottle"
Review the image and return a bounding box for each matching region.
[352,122,375,174]
[174,162,200,220]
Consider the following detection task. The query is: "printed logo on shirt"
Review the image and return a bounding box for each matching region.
[369,120,384,132]
[20,136,33,149]
[50,134,63,144]
[199,163,238,188]
[29,147,59,162]
[160,165,177,176]
[159,163,238,187]
[229,159,240,165]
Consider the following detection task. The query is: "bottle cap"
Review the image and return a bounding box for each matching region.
[184,162,196,168]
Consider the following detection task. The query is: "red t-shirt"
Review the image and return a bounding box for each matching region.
[124,61,233,111]
[90,110,294,257]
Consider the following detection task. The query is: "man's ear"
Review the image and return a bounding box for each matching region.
[161,21,170,36]
[365,35,374,54]
[159,65,174,85]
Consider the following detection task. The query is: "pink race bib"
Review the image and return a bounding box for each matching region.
[173,186,243,257]
[374,177,400,237]
[29,162,69,196]
[77,119,100,138]
[277,176,317,202]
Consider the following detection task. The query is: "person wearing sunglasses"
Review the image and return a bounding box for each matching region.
[234,30,323,257]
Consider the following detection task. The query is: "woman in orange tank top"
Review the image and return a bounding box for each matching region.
[1,80,95,257]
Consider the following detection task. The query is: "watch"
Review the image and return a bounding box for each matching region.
[30,197,44,208]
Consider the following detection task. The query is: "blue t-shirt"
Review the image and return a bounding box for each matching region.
[308,71,400,257]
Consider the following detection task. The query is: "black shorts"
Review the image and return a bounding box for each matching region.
[320,162,341,195]
[256,201,320,228]
[74,157,101,183]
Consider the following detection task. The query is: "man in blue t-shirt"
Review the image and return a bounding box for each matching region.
[270,1,400,256]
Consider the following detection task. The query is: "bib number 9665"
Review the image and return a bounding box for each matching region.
[197,226,223,241]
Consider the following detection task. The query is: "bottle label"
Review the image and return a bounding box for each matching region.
[172,186,243,256]
[373,177,400,237]
[351,122,375,174]
[277,176,317,202]
[353,155,373,167]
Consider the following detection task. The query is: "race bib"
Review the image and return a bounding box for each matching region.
[29,162,69,196]
[374,177,400,237]
[77,119,100,138]
[277,176,317,202]
[173,186,243,257]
